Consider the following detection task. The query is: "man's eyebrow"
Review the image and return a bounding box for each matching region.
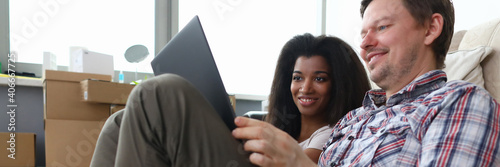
[371,16,393,27]
[361,16,393,34]
[376,16,393,24]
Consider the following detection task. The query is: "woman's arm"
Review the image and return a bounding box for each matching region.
[301,125,333,163]
[304,148,322,164]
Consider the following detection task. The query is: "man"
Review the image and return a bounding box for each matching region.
[232,0,500,166]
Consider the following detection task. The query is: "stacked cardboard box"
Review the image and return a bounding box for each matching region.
[228,94,236,111]
[0,132,36,167]
[110,104,126,114]
[43,70,111,166]
[80,79,135,115]
[43,70,111,120]
[44,120,103,167]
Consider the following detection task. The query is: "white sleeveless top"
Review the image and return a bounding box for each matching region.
[298,125,334,150]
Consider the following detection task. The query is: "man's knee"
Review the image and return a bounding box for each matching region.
[142,73,191,89]
[135,73,196,98]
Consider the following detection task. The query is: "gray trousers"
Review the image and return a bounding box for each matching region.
[90,74,253,166]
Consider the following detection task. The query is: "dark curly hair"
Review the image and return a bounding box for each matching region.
[265,33,371,139]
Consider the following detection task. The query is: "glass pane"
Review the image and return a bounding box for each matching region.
[9,0,155,73]
[325,0,362,54]
[179,0,320,96]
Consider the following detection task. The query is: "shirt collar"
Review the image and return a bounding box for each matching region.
[363,70,448,108]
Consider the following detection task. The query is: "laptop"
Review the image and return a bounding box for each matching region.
[151,15,237,131]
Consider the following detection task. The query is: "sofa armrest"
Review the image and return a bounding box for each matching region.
[242,111,268,121]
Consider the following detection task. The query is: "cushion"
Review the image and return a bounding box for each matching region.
[442,46,493,88]
[458,18,500,101]
[448,30,467,52]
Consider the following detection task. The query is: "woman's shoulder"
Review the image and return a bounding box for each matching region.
[311,125,334,138]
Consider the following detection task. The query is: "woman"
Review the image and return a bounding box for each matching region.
[265,33,371,163]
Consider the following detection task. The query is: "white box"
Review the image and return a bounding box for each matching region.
[43,52,57,71]
[71,49,114,78]
[69,46,87,71]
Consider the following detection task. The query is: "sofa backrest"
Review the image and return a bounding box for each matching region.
[458,18,500,101]
[448,30,467,52]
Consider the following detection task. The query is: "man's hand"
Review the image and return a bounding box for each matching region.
[232,116,317,167]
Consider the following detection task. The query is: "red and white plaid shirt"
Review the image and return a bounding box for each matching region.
[319,70,500,167]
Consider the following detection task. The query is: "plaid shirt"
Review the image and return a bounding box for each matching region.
[319,70,500,167]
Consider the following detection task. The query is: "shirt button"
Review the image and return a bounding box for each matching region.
[348,136,354,140]
[330,162,337,167]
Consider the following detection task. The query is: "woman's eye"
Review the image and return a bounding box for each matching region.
[315,77,325,82]
[292,76,302,81]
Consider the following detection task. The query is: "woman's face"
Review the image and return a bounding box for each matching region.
[290,55,332,117]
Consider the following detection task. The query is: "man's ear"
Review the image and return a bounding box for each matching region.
[424,13,444,45]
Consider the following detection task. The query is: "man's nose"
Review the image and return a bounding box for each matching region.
[360,30,375,50]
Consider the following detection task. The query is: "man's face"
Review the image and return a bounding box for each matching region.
[360,0,431,96]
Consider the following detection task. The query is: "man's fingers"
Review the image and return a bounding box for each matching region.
[233,116,276,140]
[248,152,267,166]
[248,148,288,167]
[243,138,278,155]
[234,116,266,127]
[232,117,313,167]
[249,152,280,167]
[233,126,262,140]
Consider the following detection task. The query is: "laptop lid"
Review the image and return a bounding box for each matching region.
[151,15,236,131]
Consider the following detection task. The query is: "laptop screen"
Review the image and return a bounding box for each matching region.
[150,16,236,131]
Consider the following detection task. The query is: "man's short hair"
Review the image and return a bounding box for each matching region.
[360,0,455,69]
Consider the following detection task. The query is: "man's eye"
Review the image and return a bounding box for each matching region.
[378,25,387,31]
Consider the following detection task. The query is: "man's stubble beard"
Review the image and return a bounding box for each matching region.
[369,46,418,91]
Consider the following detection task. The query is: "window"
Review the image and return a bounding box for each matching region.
[9,0,155,73]
[179,0,321,96]
[9,0,322,96]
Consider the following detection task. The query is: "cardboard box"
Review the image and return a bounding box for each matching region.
[228,94,236,111]
[81,79,135,105]
[43,70,112,83]
[70,49,115,78]
[43,51,57,71]
[110,104,126,114]
[45,119,104,167]
[0,132,36,167]
[69,46,88,72]
[43,70,111,121]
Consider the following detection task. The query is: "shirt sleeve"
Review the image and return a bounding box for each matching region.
[420,86,500,166]
[305,126,334,150]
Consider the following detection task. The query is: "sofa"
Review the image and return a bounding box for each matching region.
[443,17,500,101]
[244,17,500,119]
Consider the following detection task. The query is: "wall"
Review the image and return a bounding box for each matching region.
[453,0,500,31]
[0,0,9,73]
[235,99,262,116]
[0,85,45,166]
